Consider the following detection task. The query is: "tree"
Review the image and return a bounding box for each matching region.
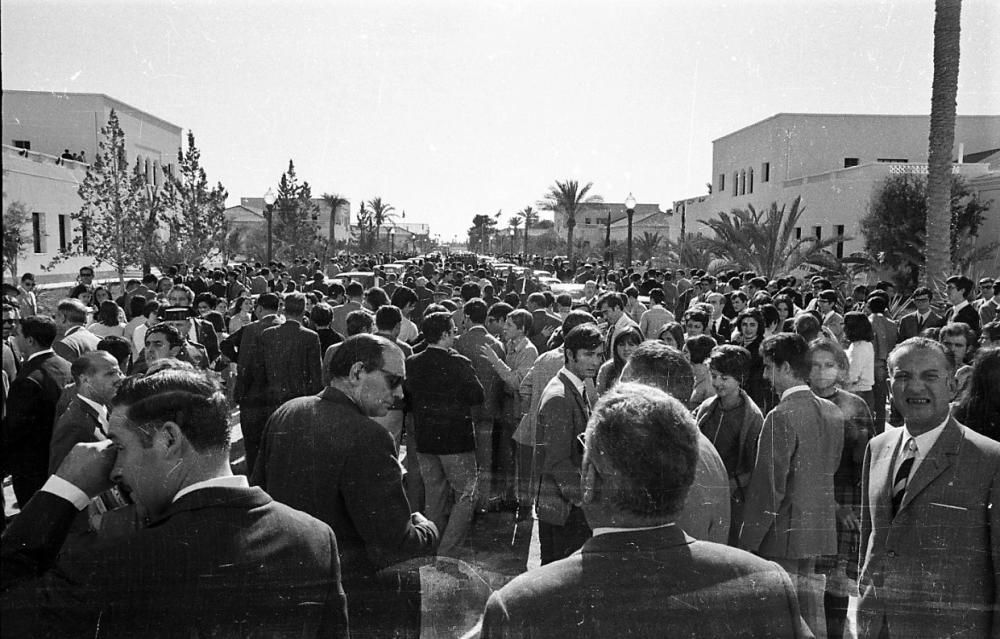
[925,0,962,284]
[51,109,150,286]
[158,131,228,268]
[322,193,349,255]
[635,231,663,263]
[467,214,497,253]
[2,200,31,279]
[861,173,991,289]
[507,216,522,254]
[516,206,538,255]
[271,160,320,261]
[699,196,845,279]
[356,203,371,251]
[664,233,713,272]
[367,197,396,250]
[538,179,602,263]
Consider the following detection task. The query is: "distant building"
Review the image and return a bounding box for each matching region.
[2,90,182,281]
[674,113,1000,260]
[552,202,673,250]
[237,197,352,250]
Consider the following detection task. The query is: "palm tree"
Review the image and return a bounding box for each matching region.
[322,192,349,255]
[367,197,396,250]
[925,0,962,284]
[664,233,714,272]
[635,231,663,263]
[538,180,602,262]
[516,205,538,255]
[698,196,847,279]
[508,216,521,255]
[356,202,371,251]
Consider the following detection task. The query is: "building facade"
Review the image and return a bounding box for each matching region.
[552,202,673,249]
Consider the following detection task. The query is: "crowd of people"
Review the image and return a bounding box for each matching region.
[1,254,999,638]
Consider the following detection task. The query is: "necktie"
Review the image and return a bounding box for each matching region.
[891,438,917,516]
[916,315,924,332]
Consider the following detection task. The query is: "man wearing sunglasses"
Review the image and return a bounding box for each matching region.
[252,333,438,638]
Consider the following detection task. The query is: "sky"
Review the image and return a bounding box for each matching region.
[3,0,998,241]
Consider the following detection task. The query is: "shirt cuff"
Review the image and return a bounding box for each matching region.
[41,475,91,511]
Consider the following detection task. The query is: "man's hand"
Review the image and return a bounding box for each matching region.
[479,344,501,366]
[55,441,116,498]
[411,512,439,536]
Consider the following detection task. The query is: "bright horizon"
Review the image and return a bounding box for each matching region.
[3,0,997,242]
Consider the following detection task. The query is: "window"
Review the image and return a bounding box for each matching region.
[748,168,754,194]
[58,214,68,251]
[814,226,822,240]
[762,162,770,182]
[877,158,908,163]
[843,158,859,168]
[585,218,591,225]
[719,173,726,192]
[13,140,31,150]
[32,212,46,253]
[794,227,802,240]
[739,170,746,195]
[732,172,738,196]
[835,224,845,259]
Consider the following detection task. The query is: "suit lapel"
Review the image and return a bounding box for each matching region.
[871,429,904,512]
[899,419,962,512]
[560,371,590,418]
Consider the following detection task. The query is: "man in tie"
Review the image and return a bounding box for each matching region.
[49,351,124,472]
[897,286,945,341]
[536,324,604,564]
[858,337,1000,639]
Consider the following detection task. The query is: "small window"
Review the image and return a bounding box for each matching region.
[794,227,802,240]
[719,173,726,192]
[835,225,845,259]
[32,212,46,253]
[13,140,31,150]
[748,168,754,194]
[814,226,822,240]
[877,158,908,163]
[585,218,591,225]
[732,172,738,196]
[762,162,770,182]
[843,158,859,168]
[58,214,68,251]
[739,170,746,195]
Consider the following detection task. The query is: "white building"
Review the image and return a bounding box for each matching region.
[674,113,1000,261]
[2,90,183,282]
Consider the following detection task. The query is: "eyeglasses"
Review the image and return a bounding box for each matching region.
[80,272,94,278]
[2,318,17,326]
[22,282,35,288]
[913,297,930,303]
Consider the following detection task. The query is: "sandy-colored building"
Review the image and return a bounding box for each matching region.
[553,202,673,250]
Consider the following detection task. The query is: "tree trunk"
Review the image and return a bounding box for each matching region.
[925,0,962,284]
[566,215,576,262]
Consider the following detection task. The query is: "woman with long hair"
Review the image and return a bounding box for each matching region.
[954,346,1000,441]
[595,326,642,396]
[228,296,255,334]
[656,321,684,351]
[735,308,769,411]
[843,311,875,416]
[87,300,126,338]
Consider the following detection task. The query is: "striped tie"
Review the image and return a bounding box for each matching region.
[891,438,917,516]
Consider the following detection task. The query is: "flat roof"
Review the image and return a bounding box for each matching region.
[3,89,183,133]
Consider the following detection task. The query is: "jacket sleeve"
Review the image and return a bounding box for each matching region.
[3,377,43,460]
[740,410,795,552]
[538,393,582,505]
[457,357,485,406]
[219,325,244,362]
[307,332,323,395]
[199,321,220,363]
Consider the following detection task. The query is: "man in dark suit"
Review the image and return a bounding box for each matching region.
[405,312,485,556]
[707,292,732,344]
[525,292,561,353]
[52,298,100,364]
[897,286,945,341]
[944,274,981,336]
[867,293,898,432]
[2,316,72,506]
[482,383,812,638]
[2,369,348,638]
[536,324,604,564]
[254,334,438,637]
[740,332,844,638]
[48,351,123,472]
[331,281,366,336]
[258,292,323,412]
[858,338,1000,639]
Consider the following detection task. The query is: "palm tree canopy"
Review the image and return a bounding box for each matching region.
[367,197,396,226]
[698,196,847,279]
[538,180,602,221]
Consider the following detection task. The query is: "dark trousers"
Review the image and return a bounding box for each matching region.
[539,505,591,565]
[239,402,272,476]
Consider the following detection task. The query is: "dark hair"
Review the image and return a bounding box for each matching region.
[555,293,572,308]
[19,315,58,348]
[508,308,533,334]
[562,309,597,333]
[97,335,132,370]
[589,383,698,517]
[488,302,513,322]
[761,332,811,380]
[345,282,364,298]
[113,370,230,452]
[793,312,823,343]
[623,340,695,400]
[95,300,121,326]
[563,324,604,360]
[257,293,280,312]
[649,288,665,305]
[736,308,765,340]
[146,322,184,348]
[611,326,643,369]
[773,294,795,319]
[682,308,710,328]
[328,282,346,300]
[71,350,116,383]
[657,321,685,348]
[707,344,752,385]
[684,334,717,365]
[57,298,89,324]
[281,292,305,316]
[983,320,1000,342]
[463,298,488,324]
[328,334,388,379]
[843,311,874,342]
[142,300,163,318]
[597,292,625,311]
[310,302,333,327]
[345,309,374,336]
[957,347,1000,437]
[460,282,481,302]
[193,292,219,309]
[946,275,974,298]
[421,311,454,344]
[527,292,547,308]
[912,286,933,300]
[375,305,403,331]
[364,287,389,311]
[940,322,976,364]
[129,294,148,318]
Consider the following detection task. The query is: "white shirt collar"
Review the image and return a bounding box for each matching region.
[26,348,54,363]
[780,384,811,401]
[173,475,249,503]
[592,522,675,537]
[77,395,109,426]
[560,366,586,396]
[952,299,969,312]
[900,415,950,476]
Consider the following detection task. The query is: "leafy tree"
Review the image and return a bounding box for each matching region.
[538,179,602,262]
[861,173,991,289]
[467,214,497,253]
[507,216,522,254]
[663,234,712,272]
[157,131,228,269]
[635,231,664,263]
[51,109,151,286]
[367,197,396,250]
[2,199,31,279]
[925,0,962,284]
[699,196,844,279]
[322,192,349,255]
[271,160,320,261]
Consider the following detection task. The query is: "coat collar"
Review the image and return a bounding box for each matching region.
[147,485,271,527]
[898,417,963,512]
[580,524,693,555]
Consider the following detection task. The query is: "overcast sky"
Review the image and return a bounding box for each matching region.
[3,0,997,240]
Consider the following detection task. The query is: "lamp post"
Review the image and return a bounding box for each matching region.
[508,227,515,255]
[263,187,276,265]
[604,209,613,267]
[389,227,396,255]
[624,192,636,268]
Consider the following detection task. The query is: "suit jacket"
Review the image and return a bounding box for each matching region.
[228,314,283,405]
[0,486,348,638]
[869,313,898,364]
[258,319,323,407]
[979,298,998,326]
[822,311,845,343]
[536,371,590,526]
[1,352,72,484]
[52,326,100,364]
[678,433,732,545]
[711,315,733,345]
[48,395,105,473]
[455,325,506,418]
[192,317,220,363]
[405,347,484,455]
[858,419,1000,639]
[481,526,812,639]
[897,309,945,341]
[945,302,981,334]
[528,309,561,353]
[740,389,844,559]
[331,300,363,337]
[253,387,438,582]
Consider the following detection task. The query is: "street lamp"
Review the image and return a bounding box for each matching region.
[624,192,636,267]
[389,227,396,255]
[508,227,515,255]
[263,187,276,265]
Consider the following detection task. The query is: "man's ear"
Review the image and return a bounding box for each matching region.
[159,421,185,458]
[348,361,367,384]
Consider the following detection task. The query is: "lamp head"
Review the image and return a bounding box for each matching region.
[263,187,276,206]
[625,193,636,210]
